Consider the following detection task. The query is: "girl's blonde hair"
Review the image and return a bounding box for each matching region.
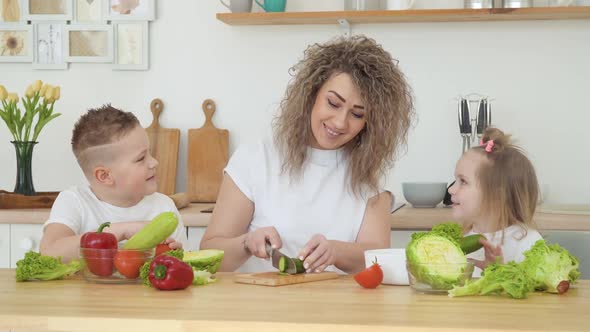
[273,35,415,197]
[474,127,539,239]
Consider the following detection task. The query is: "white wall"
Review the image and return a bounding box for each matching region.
[1,1,589,204]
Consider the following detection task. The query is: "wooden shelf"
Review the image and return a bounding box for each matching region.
[217,7,590,25]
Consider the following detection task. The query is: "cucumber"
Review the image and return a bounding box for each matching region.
[460,234,486,254]
[278,256,305,274]
[122,212,178,250]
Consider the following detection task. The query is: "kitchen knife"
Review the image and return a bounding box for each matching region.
[476,99,486,136]
[265,242,297,274]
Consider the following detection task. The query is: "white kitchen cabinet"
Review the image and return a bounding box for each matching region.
[10,224,43,268]
[187,227,206,251]
[0,225,9,268]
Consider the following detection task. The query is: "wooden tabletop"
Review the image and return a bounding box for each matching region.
[2,204,589,231]
[0,269,588,332]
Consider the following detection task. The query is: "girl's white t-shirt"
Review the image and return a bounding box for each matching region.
[226,139,382,273]
[44,185,188,247]
[466,224,543,277]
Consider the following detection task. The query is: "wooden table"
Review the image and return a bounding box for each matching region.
[0,269,588,332]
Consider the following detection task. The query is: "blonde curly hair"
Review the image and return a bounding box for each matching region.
[273,35,415,197]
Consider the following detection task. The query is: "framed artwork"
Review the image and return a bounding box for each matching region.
[33,22,67,69]
[0,0,25,23]
[65,24,113,63]
[23,0,73,21]
[73,0,103,23]
[0,24,32,62]
[113,21,148,70]
[105,0,155,21]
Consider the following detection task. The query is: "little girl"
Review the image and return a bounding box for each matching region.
[448,127,543,276]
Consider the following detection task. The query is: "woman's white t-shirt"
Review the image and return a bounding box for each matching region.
[226,139,381,273]
[466,224,543,277]
[44,185,188,247]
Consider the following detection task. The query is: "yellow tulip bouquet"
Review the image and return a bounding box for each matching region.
[0,80,61,142]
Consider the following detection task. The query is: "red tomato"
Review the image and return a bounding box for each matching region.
[114,250,146,279]
[155,243,171,256]
[354,261,383,289]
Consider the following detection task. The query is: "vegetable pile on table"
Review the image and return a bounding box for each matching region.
[405,221,581,298]
[406,222,483,290]
[449,239,580,298]
[139,248,224,290]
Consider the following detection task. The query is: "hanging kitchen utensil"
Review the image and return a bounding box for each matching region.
[187,99,229,203]
[145,99,180,196]
[459,98,472,153]
[476,98,492,141]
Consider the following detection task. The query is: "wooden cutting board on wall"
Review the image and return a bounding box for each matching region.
[145,98,180,196]
[187,99,229,203]
[234,272,339,287]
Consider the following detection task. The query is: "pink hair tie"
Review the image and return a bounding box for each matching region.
[483,139,494,153]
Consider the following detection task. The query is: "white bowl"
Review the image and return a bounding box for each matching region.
[402,182,448,208]
[364,248,409,285]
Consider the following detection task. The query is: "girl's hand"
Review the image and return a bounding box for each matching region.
[243,226,282,259]
[469,238,503,270]
[298,234,336,273]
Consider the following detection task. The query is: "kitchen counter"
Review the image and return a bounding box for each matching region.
[0,269,587,332]
[1,204,589,231]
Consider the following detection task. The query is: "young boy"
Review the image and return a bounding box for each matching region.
[40,105,186,262]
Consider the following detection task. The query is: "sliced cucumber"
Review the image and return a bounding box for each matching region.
[278,256,306,274]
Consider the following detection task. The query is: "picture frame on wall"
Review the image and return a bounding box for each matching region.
[0,23,33,62]
[113,21,148,70]
[105,0,155,21]
[0,0,26,23]
[65,24,113,63]
[23,0,73,21]
[33,22,67,70]
[73,0,103,23]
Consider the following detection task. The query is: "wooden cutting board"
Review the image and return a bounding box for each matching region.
[234,272,339,287]
[145,98,180,196]
[187,99,229,202]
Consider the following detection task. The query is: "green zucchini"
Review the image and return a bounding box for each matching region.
[278,256,305,274]
[460,234,486,254]
[122,212,178,250]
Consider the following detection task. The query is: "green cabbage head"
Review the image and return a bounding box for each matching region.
[406,233,468,290]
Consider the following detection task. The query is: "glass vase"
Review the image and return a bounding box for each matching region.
[11,141,37,196]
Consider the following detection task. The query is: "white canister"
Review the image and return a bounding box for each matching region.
[386,0,415,10]
[345,0,383,10]
[287,0,345,12]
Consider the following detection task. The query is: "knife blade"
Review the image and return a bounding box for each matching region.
[265,242,297,274]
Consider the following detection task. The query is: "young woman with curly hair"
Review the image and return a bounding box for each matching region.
[201,35,415,274]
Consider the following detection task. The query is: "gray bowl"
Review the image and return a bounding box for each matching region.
[402,182,448,208]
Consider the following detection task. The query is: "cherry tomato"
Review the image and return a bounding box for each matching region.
[354,260,383,289]
[114,250,146,279]
[155,243,171,256]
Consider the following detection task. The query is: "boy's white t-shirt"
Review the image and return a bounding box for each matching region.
[226,139,385,274]
[466,224,543,277]
[44,185,188,247]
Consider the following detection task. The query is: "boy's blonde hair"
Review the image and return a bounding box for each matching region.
[71,104,140,175]
[474,127,539,239]
[273,35,415,197]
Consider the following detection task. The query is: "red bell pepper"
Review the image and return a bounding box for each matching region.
[148,255,194,290]
[80,222,118,277]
